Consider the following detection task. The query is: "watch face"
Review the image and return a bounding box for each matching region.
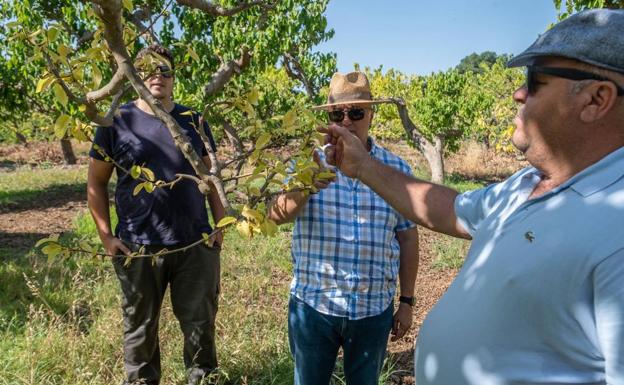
[400,296,415,306]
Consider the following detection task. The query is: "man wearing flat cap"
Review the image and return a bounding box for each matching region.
[320,9,624,385]
[268,71,419,385]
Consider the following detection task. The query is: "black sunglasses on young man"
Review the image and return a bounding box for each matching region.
[526,65,624,96]
[139,65,173,79]
[327,107,367,123]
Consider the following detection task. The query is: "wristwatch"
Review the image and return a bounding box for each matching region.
[399,296,416,306]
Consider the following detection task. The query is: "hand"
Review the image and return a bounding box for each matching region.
[102,235,131,257]
[391,302,413,341]
[311,150,335,192]
[211,230,224,248]
[317,123,371,179]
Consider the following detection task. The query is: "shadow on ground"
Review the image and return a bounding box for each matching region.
[0,182,87,213]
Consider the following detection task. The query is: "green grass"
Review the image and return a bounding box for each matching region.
[431,236,470,270]
[0,166,88,207]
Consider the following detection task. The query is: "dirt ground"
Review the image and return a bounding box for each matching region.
[0,140,525,384]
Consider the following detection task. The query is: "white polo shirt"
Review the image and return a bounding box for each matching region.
[415,147,624,385]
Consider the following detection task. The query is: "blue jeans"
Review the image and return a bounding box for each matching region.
[288,295,393,385]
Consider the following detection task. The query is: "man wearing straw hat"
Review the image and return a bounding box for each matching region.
[320,9,624,385]
[268,71,419,385]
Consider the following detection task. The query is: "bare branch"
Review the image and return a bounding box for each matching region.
[176,0,267,16]
[128,8,160,45]
[223,119,244,154]
[283,52,316,99]
[387,97,430,152]
[204,47,252,96]
[86,67,126,102]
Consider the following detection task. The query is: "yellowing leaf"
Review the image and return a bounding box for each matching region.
[133,182,145,196]
[187,47,200,62]
[122,0,133,11]
[255,132,271,150]
[242,206,263,222]
[236,221,252,238]
[248,186,261,196]
[144,182,155,193]
[54,114,71,139]
[179,110,194,116]
[53,83,68,106]
[92,65,102,88]
[216,216,237,228]
[141,167,155,181]
[36,76,55,93]
[57,44,71,63]
[282,109,297,128]
[247,88,259,106]
[260,219,278,236]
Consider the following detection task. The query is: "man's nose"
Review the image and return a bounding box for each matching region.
[513,85,528,104]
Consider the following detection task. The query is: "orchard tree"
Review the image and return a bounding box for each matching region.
[368,67,482,183]
[466,57,524,153]
[554,0,624,18]
[456,51,510,75]
[3,0,337,260]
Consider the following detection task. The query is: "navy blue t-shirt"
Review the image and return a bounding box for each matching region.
[89,102,217,246]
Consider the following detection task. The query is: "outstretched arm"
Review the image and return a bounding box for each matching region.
[320,124,469,239]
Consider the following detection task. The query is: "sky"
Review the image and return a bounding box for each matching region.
[317,0,559,75]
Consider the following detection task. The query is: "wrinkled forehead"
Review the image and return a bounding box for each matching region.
[329,103,371,111]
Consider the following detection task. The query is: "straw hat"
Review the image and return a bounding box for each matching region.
[312,71,386,110]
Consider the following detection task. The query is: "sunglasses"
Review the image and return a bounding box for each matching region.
[526,65,624,96]
[139,65,173,79]
[327,107,367,123]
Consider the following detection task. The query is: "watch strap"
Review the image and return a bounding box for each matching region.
[399,295,416,306]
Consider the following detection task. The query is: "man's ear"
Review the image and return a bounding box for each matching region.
[579,82,619,123]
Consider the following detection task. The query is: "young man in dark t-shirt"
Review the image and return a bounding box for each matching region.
[87,45,225,385]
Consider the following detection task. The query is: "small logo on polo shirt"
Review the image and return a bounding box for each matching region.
[524,231,535,243]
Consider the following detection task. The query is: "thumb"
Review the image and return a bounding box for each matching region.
[118,241,132,256]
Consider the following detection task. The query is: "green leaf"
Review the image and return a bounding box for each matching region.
[41,243,62,258]
[216,216,237,228]
[255,132,271,150]
[47,27,59,43]
[53,83,68,106]
[122,0,133,11]
[144,182,155,193]
[130,165,142,179]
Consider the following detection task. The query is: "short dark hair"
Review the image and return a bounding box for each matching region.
[135,44,175,70]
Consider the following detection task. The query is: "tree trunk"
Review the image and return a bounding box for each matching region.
[60,138,77,165]
[422,136,445,184]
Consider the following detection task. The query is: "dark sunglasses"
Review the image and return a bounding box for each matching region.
[327,107,367,123]
[139,65,173,79]
[526,65,624,96]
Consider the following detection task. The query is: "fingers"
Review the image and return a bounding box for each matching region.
[116,240,132,256]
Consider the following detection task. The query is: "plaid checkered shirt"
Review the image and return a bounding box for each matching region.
[291,138,416,320]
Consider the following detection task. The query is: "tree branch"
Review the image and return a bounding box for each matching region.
[86,67,126,102]
[283,52,316,99]
[204,47,252,96]
[175,0,267,16]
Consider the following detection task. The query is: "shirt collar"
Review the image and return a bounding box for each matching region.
[566,146,624,197]
[368,136,379,156]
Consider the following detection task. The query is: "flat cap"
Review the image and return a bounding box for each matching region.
[508,9,624,74]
